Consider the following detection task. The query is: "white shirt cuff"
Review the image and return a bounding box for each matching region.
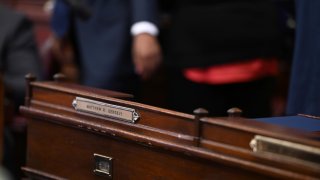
[131,21,159,36]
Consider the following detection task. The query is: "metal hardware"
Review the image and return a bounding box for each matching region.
[93,154,113,178]
[72,97,140,123]
[250,135,320,166]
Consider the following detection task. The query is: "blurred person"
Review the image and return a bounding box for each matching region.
[165,0,283,118]
[0,4,42,112]
[51,0,162,98]
[286,0,320,116]
[0,3,42,179]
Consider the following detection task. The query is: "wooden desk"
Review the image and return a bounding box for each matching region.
[20,77,320,179]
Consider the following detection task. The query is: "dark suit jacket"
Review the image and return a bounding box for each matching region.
[51,0,158,93]
[167,0,281,68]
[286,0,320,116]
[0,4,41,107]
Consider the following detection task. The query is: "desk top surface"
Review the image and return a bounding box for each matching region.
[256,115,320,132]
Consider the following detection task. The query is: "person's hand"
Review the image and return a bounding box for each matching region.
[51,36,74,64]
[50,36,79,82]
[132,33,162,80]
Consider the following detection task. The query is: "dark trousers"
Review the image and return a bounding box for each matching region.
[168,70,275,118]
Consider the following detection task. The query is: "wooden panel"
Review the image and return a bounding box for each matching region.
[20,80,320,179]
[30,82,196,137]
[26,119,272,180]
[21,167,66,180]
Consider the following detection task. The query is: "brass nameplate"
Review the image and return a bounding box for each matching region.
[72,97,139,123]
[250,135,320,166]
